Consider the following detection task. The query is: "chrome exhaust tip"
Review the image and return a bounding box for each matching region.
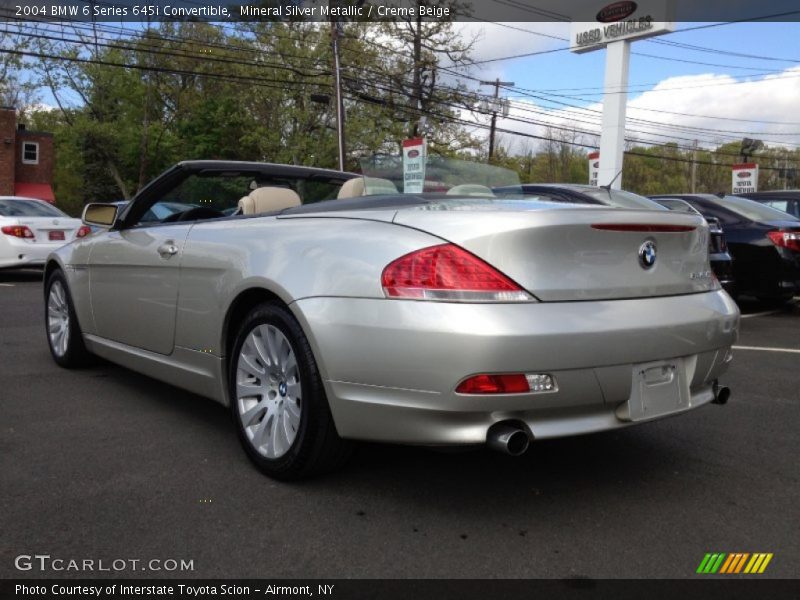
[487,423,530,456]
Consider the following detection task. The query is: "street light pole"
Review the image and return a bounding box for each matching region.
[480,78,514,160]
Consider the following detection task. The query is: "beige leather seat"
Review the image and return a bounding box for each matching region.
[337,178,365,199]
[366,178,399,195]
[238,186,301,215]
[446,184,495,197]
[337,177,399,199]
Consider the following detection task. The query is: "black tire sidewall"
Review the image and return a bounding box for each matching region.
[228,303,324,478]
[44,270,89,368]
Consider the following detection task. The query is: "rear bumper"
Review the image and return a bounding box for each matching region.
[293,290,740,445]
[0,239,59,268]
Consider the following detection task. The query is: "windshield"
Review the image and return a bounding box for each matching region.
[710,195,799,222]
[654,198,701,215]
[0,198,68,218]
[359,155,522,195]
[574,188,667,210]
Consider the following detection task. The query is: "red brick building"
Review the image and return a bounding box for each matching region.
[0,106,56,203]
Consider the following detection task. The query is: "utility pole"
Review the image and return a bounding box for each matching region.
[330,19,346,171]
[691,139,698,193]
[480,78,514,160]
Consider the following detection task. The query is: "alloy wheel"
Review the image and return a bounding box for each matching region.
[47,280,70,358]
[235,324,302,459]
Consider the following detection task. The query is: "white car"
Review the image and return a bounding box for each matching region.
[0,196,90,269]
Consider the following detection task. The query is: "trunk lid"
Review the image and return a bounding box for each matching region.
[15,217,81,243]
[393,204,716,302]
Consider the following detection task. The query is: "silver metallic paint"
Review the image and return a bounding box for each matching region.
[49,204,739,446]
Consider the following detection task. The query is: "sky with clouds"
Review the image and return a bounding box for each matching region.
[451,20,800,153]
[15,16,800,155]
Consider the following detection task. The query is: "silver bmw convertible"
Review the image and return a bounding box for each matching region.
[44,158,739,479]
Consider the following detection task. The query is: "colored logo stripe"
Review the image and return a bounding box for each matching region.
[720,553,749,573]
[697,553,773,574]
[744,553,773,574]
[697,553,726,574]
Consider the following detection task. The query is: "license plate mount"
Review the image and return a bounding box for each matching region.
[622,358,689,422]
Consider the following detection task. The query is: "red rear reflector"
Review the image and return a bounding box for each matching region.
[1,225,35,239]
[76,225,92,238]
[591,224,696,232]
[381,243,529,301]
[456,374,530,394]
[767,230,800,252]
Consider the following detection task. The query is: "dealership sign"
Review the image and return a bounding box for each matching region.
[588,151,600,186]
[732,163,759,194]
[402,138,426,194]
[570,0,675,53]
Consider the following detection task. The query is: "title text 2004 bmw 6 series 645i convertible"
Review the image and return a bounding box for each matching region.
[43,159,739,479]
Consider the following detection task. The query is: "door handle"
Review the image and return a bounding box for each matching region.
[157,241,179,258]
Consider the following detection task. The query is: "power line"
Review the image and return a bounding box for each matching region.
[2,23,331,78]
[463,45,569,66]
[15,19,799,148]
[5,14,800,155]
[15,14,799,136]
[649,39,800,64]
[0,46,332,92]
[630,50,793,72]
[498,83,800,142]
[486,0,570,21]
[372,91,795,173]
[2,34,795,173]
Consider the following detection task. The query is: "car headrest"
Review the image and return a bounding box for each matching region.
[337,178,365,199]
[446,184,495,197]
[337,177,399,199]
[365,177,399,195]
[239,187,301,215]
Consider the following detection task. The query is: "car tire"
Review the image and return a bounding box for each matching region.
[45,269,93,368]
[229,302,353,480]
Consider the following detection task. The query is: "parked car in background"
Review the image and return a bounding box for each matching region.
[0,196,90,269]
[734,190,800,219]
[44,159,738,479]
[494,184,736,295]
[650,194,800,301]
[650,198,735,296]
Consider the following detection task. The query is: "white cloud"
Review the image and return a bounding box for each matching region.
[477,67,800,154]
[452,21,568,68]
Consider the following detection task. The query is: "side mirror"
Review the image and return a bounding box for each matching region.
[82,203,118,228]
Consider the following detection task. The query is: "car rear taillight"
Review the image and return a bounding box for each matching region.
[381,243,531,302]
[76,225,92,238]
[456,373,557,394]
[1,225,34,239]
[767,230,800,252]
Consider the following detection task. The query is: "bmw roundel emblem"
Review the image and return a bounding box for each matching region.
[639,240,657,269]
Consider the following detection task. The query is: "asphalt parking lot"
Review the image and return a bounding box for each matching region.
[1,269,798,580]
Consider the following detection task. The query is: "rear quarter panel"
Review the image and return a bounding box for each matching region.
[174,215,443,361]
